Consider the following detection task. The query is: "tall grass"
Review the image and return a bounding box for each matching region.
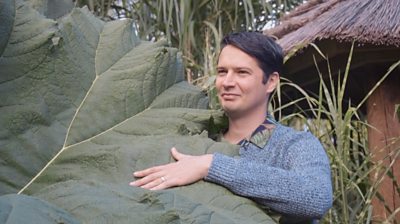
[75,0,303,83]
[272,44,400,223]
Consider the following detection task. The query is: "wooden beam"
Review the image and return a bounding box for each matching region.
[366,72,400,223]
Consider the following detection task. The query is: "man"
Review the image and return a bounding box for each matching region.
[130,32,332,222]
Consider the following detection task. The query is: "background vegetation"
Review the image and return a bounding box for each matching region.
[74,0,302,97]
[74,1,399,223]
[273,48,400,223]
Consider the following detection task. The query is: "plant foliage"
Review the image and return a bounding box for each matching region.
[0,1,275,223]
[75,0,303,90]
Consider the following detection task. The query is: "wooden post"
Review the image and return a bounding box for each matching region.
[366,73,400,223]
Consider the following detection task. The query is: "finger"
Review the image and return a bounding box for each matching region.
[133,166,162,177]
[141,176,166,189]
[150,181,170,191]
[130,172,162,187]
[171,147,185,161]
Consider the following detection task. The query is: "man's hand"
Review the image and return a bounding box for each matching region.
[129,147,213,190]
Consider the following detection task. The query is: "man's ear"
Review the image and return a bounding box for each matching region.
[265,72,280,94]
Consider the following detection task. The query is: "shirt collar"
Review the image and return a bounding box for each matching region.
[238,115,277,149]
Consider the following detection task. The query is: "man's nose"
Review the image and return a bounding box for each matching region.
[222,72,236,87]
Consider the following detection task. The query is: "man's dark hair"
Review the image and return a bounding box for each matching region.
[220,31,283,84]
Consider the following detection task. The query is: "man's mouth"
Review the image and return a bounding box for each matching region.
[220,93,240,100]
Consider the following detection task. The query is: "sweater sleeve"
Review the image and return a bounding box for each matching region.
[204,131,333,219]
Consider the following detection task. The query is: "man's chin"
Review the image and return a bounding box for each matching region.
[221,106,242,116]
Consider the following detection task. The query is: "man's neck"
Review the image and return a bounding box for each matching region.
[224,109,267,144]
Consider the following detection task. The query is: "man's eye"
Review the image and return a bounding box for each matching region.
[238,70,249,75]
[217,70,227,75]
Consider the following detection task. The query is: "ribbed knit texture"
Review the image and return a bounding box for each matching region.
[205,124,333,221]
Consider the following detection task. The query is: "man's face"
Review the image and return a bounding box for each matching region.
[216,45,274,117]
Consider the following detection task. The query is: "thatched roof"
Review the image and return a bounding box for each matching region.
[264,0,400,54]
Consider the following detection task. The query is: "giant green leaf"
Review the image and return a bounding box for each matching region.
[0,1,275,223]
[0,194,79,224]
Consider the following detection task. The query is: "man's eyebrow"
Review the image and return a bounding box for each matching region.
[235,67,253,72]
[235,66,251,70]
[216,66,252,71]
[216,66,226,70]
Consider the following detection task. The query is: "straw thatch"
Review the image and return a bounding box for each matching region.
[264,0,400,54]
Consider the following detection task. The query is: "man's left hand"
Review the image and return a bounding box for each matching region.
[129,147,213,190]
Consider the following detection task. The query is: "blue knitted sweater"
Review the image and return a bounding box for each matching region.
[205,123,333,221]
